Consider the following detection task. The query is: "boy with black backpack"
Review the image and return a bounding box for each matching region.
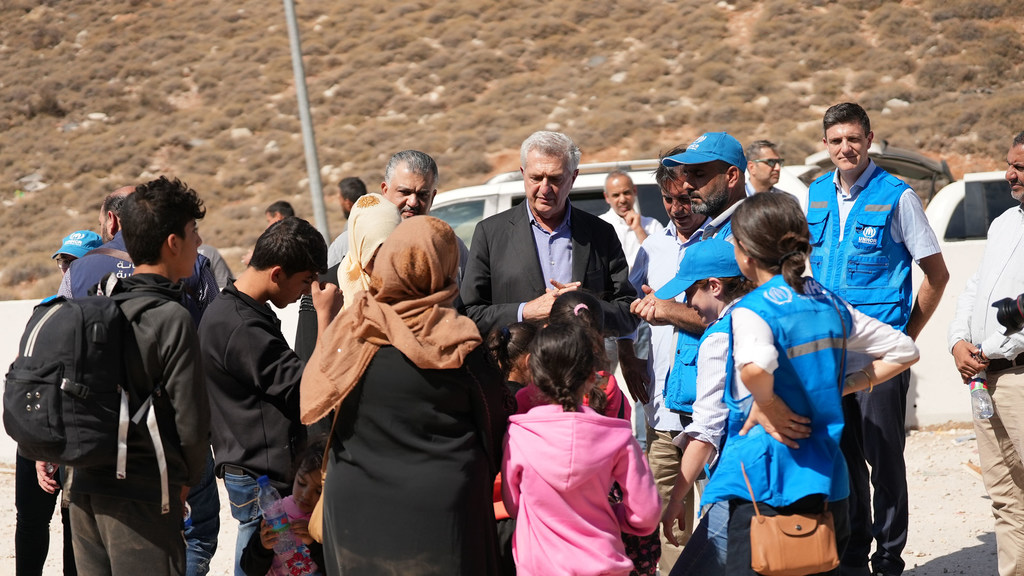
[68,177,210,575]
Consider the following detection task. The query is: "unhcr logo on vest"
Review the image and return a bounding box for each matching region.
[765,284,793,306]
[858,225,879,247]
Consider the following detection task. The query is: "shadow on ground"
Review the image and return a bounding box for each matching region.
[904,531,997,575]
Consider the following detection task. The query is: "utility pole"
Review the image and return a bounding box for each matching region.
[282,0,330,241]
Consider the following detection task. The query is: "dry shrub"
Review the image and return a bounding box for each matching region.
[27,91,66,118]
[30,27,62,50]
[927,0,1016,21]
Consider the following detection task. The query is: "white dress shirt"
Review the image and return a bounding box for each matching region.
[949,205,1024,360]
[629,220,708,430]
[599,209,665,269]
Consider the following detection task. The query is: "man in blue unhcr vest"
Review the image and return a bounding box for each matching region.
[807,102,949,576]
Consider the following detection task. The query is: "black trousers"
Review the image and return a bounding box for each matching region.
[15,452,76,576]
[727,496,851,576]
[839,370,910,576]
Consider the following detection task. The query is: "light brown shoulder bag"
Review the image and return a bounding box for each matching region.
[741,462,839,576]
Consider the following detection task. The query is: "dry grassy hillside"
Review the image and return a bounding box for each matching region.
[1,0,1022,299]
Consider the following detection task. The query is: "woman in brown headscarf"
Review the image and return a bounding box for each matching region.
[301,216,508,575]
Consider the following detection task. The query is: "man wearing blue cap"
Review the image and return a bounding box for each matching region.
[661,131,748,242]
[808,102,948,576]
[53,230,103,274]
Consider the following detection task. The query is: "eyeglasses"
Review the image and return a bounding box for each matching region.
[752,158,785,168]
[55,256,75,273]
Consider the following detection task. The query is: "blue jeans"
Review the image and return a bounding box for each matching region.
[669,500,729,576]
[185,452,220,576]
[224,472,261,576]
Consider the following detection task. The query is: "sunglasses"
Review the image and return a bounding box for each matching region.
[752,158,785,168]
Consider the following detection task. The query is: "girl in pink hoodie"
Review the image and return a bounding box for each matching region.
[502,322,661,576]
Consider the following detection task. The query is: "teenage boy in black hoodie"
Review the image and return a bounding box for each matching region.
[68,176,210,576]
[199,216,339,576]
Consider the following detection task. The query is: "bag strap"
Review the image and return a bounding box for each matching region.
[740,461,762,518]
[108,290,173,514]
[319,409,341,482]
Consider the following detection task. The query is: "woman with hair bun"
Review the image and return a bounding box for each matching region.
[698,192,919,576]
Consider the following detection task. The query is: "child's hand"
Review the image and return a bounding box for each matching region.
[661,498,687,547]
[259,520,279,550]
[290,518,314,546]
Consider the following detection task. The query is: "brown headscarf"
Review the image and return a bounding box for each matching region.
[300,216,482,424]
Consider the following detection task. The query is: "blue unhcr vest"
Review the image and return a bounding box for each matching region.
[661,216,736,414]
[703,219,733,243]
[701,276,852,508]
[664,329,701,413]
[806,166,912,331]
[70,233,134,298]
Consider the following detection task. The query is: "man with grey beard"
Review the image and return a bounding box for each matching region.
[660,131,747,242]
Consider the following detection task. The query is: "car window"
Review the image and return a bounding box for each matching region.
[508,183,669,226]
[637,183,668,226]
[510,190,608,217]
[944,179,1014,241]
[431,200,486,248]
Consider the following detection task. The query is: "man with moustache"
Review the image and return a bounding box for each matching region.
[297,150,467,362]
[623,145,710,571]
[949,130,1024,576]
[326,150,440,268]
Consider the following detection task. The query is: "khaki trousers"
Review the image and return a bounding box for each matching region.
[976,366,1024,576]
[646,426,696,572]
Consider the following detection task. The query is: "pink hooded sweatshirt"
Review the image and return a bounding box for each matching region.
[502,405,660,576]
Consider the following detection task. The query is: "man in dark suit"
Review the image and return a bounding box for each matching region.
[460,130,638,339]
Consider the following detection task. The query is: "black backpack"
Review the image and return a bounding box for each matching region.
[4,290,163,470]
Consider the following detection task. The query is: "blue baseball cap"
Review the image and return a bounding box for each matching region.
[655,238,743,300]
[52,230,103,260]
[662,132,746,170]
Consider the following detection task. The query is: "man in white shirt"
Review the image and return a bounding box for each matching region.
[949,131,1024,576]
[599,170,665,267]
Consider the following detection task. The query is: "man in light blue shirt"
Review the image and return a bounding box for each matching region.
[461,131,638,340]
[625,145,708,570]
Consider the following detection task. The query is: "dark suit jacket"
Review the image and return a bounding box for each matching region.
[460,204,638,337]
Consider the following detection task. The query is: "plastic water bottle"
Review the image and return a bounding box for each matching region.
[970,374,994,420]
[257,475,295,554]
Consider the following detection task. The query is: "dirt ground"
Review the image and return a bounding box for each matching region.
[0,427,998,575]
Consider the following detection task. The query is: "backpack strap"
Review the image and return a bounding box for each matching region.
[110,291,175,514]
